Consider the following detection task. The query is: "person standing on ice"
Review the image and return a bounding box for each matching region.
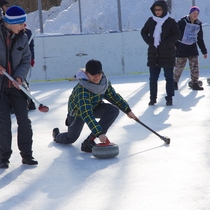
[52,59,138,153]
[0,1,35,73]
[173,6,207,91]
[141,0,181,106]
[0,6,38,168]
[1,0,36,110]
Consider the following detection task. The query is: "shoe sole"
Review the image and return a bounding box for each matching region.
[22,160,38,165]
[0,165,9,169]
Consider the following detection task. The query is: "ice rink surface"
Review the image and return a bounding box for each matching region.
[1,69,210,210]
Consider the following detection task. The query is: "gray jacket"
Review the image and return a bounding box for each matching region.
[0,23,31,93]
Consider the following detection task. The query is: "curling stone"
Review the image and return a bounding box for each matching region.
[207,78,210,85]
[92,139,119,159]
[188,80,203,88]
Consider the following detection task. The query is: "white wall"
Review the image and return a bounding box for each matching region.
[32,27,210,81]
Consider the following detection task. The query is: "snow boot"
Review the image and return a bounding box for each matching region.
[0,159,9,169]
[165,96,173,106]
[81,135,96,153]
[148,100,157,106]
[52,128,60,141]
[22,155,38,165]
[192,83,204,90]
[174,82,178,90]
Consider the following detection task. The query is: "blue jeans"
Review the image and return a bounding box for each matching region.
[149,67,174,101]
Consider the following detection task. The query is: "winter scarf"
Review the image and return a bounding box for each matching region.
[153,13,169,47]
[76,70,108,94]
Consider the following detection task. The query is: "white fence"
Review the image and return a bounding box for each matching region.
[32,26,210,81]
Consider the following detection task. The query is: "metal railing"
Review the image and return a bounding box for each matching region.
[26,0,210,35]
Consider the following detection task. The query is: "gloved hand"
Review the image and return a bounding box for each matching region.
[31,59,35,67]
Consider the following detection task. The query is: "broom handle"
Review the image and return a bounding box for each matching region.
[2,70,41,106]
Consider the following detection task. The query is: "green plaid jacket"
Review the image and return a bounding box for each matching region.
[68,80,131,137]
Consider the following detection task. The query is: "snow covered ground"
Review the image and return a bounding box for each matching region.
[1,68,210,210]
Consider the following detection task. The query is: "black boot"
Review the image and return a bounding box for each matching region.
[81,135,96,153]
[165,96,173,106]
[0,159,9,169]
[148,100,156,106]
[52,128,60,142]
[166,100,173,106]
[192,83,204,90]
[174,82,178,90]
[22,155,38,165]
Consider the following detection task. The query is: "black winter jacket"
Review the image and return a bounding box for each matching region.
[176,16,207,57]
[141,1,181,68]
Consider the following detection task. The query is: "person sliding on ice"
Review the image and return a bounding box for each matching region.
[141,0,181,106]
[174,6,207,91]
[0,6,38,168]
[52,59,138,153]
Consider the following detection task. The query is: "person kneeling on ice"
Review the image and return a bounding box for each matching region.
[52,59,138,152]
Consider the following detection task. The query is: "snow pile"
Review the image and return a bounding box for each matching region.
[26,0,210,35]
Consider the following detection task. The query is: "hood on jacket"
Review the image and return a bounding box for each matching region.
[75,70,108,95]
[180,15,202,25]
[150,0,168,18]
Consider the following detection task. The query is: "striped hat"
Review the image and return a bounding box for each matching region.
[4,6,26,24]
[189,6,200,14]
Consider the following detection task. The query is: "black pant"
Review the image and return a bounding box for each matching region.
[56,103,120,144]
[149,67,174,101]
[0,88,33,160]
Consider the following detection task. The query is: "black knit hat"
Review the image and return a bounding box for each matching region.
[86,59,103,75]
[0,0,9,8]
